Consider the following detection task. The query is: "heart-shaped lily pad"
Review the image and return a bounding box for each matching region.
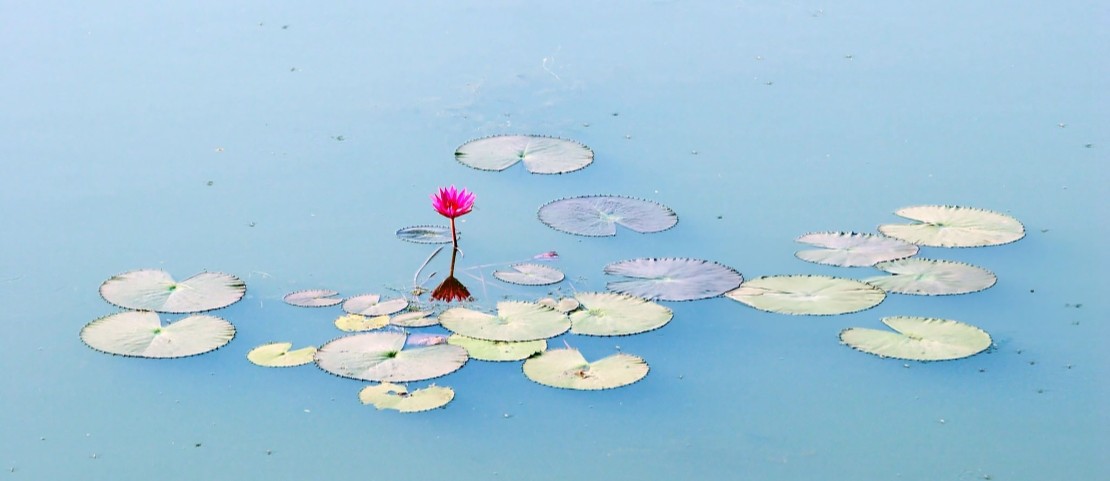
[840,316,992,361]
[247,342,317,367]
[795,232,919,267]
[283,289,343,307]
[455,135,593,174]
[80,311,235,358]
[390,311,438,327]
[315,331,468,382]
[538,195,678,237]
[447,334,546,362]
[523,348,649,390]
[725,275,886,315]
[358,382,455,413]
[864,258,997,295]
[99,269,246,313]
[878,205,1025,247]
[439,301,571,342]
[493,263,565,286]
[570,292,673,336]
[342,294,408,317]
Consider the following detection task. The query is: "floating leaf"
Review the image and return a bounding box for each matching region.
[80,311,235,359]
[840,316,992,361]
[878,205,1025,247]
[315,331,468,382]
[390,311,438,327]
[604,258,743,301]
[343,294,408,316]
[358,382,455,413]
[493,263,565,286]
[864,258,997,295]
[405,333,448,347]
[99,269,245,313]
[537,195,678,237]
[447,334,546,362]
[523,348,649,390]
[247,342,317,367]
[570,292,673,336]
[282,289,343,307]
[725,275,885,315]
[335,314,390,332]
[396,225,454,244]
[538,297,581,313]
[439,301,570,342]
[795,232,919,267]
[455,135,593,174]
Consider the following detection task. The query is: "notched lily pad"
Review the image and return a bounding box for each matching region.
[80,311,235,359]
[725,275,886,315]
[570,292,673,336]
[795,232,919,267]
[315,331,468,382]
[455,135,593,174]
[247,342,317,367]
[878,205,1025,247]
[840,316,992,361]
[447,334,546,362]
[390,311,438,327]
[523,348,649,390]
[99,269,246,313]
[864,258,997,295]
[343,294,408,317]
[335,313,390,332]
[537,195,678,237]
[439,301,570,342]
[538,297,580,313]
[396,225,455,244]
[493,263,565,286]
[605,257,743,301]
[358,382,455,413]
[283,289,343,307]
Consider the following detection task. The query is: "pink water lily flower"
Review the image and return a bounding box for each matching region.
[431,186,475,219]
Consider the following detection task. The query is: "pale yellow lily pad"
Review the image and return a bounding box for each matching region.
[335,313,389,332]
[725,275,885,316]
[840,316,992,361]
[523,348,649,390]
[447,334,546,362]
[247,342,317,367]
[358,382,455,413]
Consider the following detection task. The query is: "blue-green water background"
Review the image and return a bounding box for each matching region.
[1,2,1106,480]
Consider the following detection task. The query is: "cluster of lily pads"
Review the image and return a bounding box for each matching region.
[80,134,1025,413]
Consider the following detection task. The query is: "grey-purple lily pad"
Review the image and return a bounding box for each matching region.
[455,135,593,174]
[80,311,235,359]
[795,232,919,267]
[538,195,678,237]
[493,263,565,286]
[343,294,409,316]
[99,269,246,313]
[315,331,468,382]
[604,258,743,301]
[396,225,454,244]
[390,311,438,327]
[864,258,997,295]
[283,289,343,307]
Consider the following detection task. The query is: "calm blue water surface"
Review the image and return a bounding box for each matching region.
[1,2,1106,480]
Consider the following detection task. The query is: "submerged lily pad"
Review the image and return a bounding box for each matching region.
[604,258,743,301]
[315,331,468,382]
[447,334,546,362]
[335,314,390,332]
[80,311,235,358]
[358,382,455,413]
[878,205,1025,247]
[537,196,678,237]
[99,270,246,313]
[725,275,886,315]
[396,225,454,244]
[840,316,992,361]
[390,311,438,327]
[570,292,673,336]
[343,294,408,317]
[283,289,343,307]
[523,348,649,390]
[439,301,570,342]
[493,263,565,286]
[864,258,997,295]
[795,232,919,267]
[455,135,593,174]
[247,342,317,367]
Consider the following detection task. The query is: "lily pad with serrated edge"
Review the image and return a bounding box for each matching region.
[570,292,673,336]
[439,301,570,342]
[335,314,390,332]
[455,135,593,174]
[840,316,992,361]
[390,311,438,327]
[493,263,565,286]
[725,275,886,315]
[878,205,1025,247]
[315,331,468,382]
[358,382,455,413]
[538,195,678,237]
[283,289,343,307]
[795,232,919,267]
[864,258,997,295]
[396,225,454,244]
[523,348,649,390]
[99,269,246,313]
[247,342,317,367]
[538,297,581,313]
[80,311,235,359]
[447,334,546,362]
[605,257,743,301]
[343,294,409,316]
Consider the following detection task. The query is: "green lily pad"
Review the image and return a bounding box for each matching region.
[878,205,1025,247]
[315,331,468,382]
[343,294,408,316]
[455,135,593,174]
[605,257,743,301]
[282,289,343,307]
[99,269,246,313]
[795,232,919,267]
[864,258,997,295]
[80,311,235,358]
[358,382,455,413]
[493,263,565,286]
[447,334,546,362]
[439,301,570,342]
[840,316,992,361]
[537,195,679,237]
[247,342,317,367]
[570,292,673,336]
[523,348,649,390]
[335,314,390,332]
[725,275,886,315]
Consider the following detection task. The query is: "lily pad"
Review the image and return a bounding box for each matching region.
[570,292,673,336]
[604,258,743,301]
[538,297,581,313]
[315,331,468,382]
[864,258,997,295]
[878,205,1025,247]
[439,301,571,342]
[283,289,343,307]
[840,316,992,361]
[795,232,919,267]
[396,225,454,244]
[358,382,455,413]
[455,135,593,174]
[493,263,565,286]
[537,195,678,237]
[80,311,235,359]
[99,269,246,313]
[247,342,317,367]
[335,314,390,332]
[447,334,546,362]
[523,348,649,390]
[390,311,438,327]
[343,294,408,317]
[725,275,886,315]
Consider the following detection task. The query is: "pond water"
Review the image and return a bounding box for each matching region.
[1,2,1106,480]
